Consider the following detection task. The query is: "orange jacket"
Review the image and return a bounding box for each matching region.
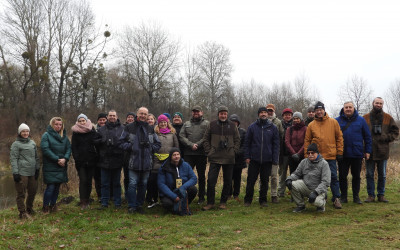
[304,113,343,160]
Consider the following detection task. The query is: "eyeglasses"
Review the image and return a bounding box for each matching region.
[267,109,274,112]
[307,151,316,155]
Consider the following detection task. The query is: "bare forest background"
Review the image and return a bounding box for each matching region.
[1,0,400,144]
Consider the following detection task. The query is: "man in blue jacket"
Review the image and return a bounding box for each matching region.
[158,148,198,215]
[244,107,280,207]
[336,101,372,204]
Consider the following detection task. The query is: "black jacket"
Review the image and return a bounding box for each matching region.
[71,128,97,167]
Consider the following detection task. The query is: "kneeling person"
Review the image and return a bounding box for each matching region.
[158,148,198,215]
[286,143,331,213]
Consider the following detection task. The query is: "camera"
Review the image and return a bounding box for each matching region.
[219,140,228,150]
[106,138,114,146]
[373,125,382,135]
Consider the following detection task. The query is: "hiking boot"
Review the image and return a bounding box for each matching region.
[202,204,214,211]
[233,196,241,203]
[316,205,325,213]
[26,208,36,215]
[49,204,58,213]
[378,195,389,203]
[293,206,306,213]
[244,202,251,207]
[364,196,375,203]
[271,196,279,204]
[260,202,268,207]
[353,196,362,204]
[42,206,50,214]
[333,198,342,209]
[19,211,31,219]
[340,197,348,203]
[128,207,136,214]
[219,203,227,209]
[80,199,89,210]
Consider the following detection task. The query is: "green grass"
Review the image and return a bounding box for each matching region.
[1,181,400,249]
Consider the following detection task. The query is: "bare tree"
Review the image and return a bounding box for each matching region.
[337,75,373,115]
[386,79,400,121]
[180,48,201,116]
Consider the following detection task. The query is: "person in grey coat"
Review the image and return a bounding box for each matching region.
[285,143,331,213]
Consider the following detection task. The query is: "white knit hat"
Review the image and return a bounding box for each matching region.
[18,123,30,134]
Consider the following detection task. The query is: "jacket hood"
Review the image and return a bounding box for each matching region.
[46,125,67,141]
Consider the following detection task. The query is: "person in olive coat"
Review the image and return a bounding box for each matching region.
[41,117,71,213]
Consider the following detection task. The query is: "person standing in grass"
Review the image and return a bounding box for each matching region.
[41,117,71,213]
[243,107,280,208]
[286,143,331,213]
[10,123,40,219]
[285,112,307,174]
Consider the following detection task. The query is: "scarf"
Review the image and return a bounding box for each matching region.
[160,127,171,134]
[71,119,93,134]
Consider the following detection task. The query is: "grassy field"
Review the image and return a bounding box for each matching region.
[1,178,399,249]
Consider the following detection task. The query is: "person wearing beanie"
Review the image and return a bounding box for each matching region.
[202,105,240,211]
[305,106,315,126]
[265,104,284,203]
[172,112,185,158]
[278,107,294,199]
[243,107,280,208]
[163,113,172,122]
[71,114,97,209]
[125,112,136,125]
[286,143,331,213]
[96,113,107,129]
[179,105,209,204]
[145,114,179,208]
[93,112,107,201]
[228,114,247,202]
[304,100,344,209]
[285,111,307,175]
[10,123,40,219]
[157,148,198,215]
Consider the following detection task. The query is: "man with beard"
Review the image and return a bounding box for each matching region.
[363,97,399,203]
[304,106,315,126]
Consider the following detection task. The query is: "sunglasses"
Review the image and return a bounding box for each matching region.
[267,109,274,112]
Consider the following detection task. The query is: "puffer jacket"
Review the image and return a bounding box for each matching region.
[179,117,209,156]
[10,137,40,176]
[203,119,240,165]
[152,130,179,173]
[336,109,372,158]
[287,154,331,195]
[41,126,71,184]
[363,109,399,160]
[244,119,280,165]
[304,113,343,160]
[71,128,97,166]
[285,121,307,156]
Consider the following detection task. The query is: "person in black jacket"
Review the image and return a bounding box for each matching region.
[94,110,125,209]
[71,114,97,209]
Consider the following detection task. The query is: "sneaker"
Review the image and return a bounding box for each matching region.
[136,207,145,214]
[364,196,375,203]
[333,198,342,209]
[128,207,136,214]
[353,196,362,204]
[202,204,214,211]
[147,202,159,208]
[271,196,279,204]
[316,205,325,212]
[260,202,268,207]
[219,203,227,209]
[293,206,306,213]
[378,195,389,203]
[244,202,251,207]
[340,197,348,203]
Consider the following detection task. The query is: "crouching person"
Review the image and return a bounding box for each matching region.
[158,148,197,215]
[285,143,331,213]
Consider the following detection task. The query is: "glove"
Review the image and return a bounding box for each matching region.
[308,191,318,203]
[35,170,40,180]
[285,179,292,190]
[291,153,300,163]
[336,155,343,162]
[13,174,21,183]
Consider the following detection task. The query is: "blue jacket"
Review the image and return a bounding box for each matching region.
[158,159,197,200]
[336,109,372,158]
[118,120,161,171]
[244,119,280,164]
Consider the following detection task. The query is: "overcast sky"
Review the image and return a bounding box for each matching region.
[92,0,400,112]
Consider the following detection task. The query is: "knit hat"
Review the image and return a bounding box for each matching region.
[266,104,275,112]
[307,143,319,153]
[158,114,169,124]
[126,112,136,118]
[314,101,325,111]
[293,112,303,120]
[173,112,183,120]
[229,114,241,125]
[282,108,293,116]
[18,123,30,134]
[97,113,107,121]
[169,147,181,158]
[163,113,171,121]
[218,105,229,113]
[77,113,88,121]
[307,106,314,112]
[258,107,268,115]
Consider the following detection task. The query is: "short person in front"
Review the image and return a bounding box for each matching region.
[286,143,331,213]
[158,148,198,215]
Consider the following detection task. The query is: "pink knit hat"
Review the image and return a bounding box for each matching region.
[157,114,169,124]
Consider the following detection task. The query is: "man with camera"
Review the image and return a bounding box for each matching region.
[363,97,399,203]
[202,106,240,210]
[119,107,161,214]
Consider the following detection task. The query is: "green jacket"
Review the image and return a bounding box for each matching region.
[10,137,40,176]
[40,126,71,184]
[179,117,209,156]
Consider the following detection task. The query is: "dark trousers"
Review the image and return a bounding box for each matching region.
[15,176,37,212]
[100,168,122,206]
[206,163,233,205]
[160,186,198,210]
[93,167,102,199]
[184,155,207,201]
[76,163,95,201]
[230,164,243,197]
[288,157,301,174]
[123,164,129,200]
[244,161,272,204]
[339,158,362,198]
[43,183,61,207]
[146,172,159,203]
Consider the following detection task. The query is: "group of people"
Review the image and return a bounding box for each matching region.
[10,97,398,218]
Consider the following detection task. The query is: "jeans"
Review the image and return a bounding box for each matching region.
[185,155,207,201]
[366,159,387,197]
[123,164,130,200]
[206,163,233,205]
[160,186,198,211]
[43,183,61,207]
[101,168,122,206]
[278,155,290,196]
[128,170,150,208]
[326,160,341,200]
[338,158,362,198]
[244,161,272,204]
